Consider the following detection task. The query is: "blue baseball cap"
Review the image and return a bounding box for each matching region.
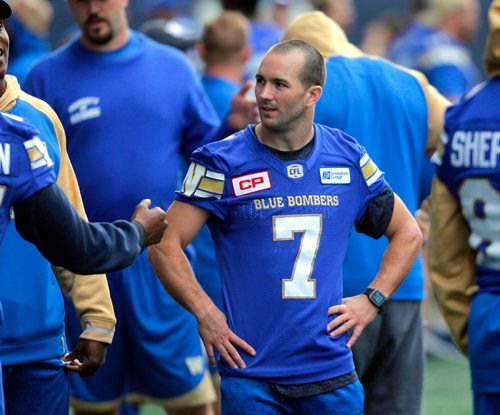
[0,0,11,20]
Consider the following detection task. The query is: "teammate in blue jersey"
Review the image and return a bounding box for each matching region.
[0,0,130,412]
[148,40,423,415]
[388,0,481,102]
[283,11,450,414]
[23,0,257,413]
[429,2,500,413]
[0,109,167,415]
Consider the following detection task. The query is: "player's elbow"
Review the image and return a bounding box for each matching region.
[403,219,424,257]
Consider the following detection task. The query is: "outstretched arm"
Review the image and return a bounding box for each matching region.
[14,183,167,274]
[328,195,423,347]
[148,200,256,368]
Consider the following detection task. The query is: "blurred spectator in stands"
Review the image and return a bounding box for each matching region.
[388,0,481,102]
[222,0,283,80]
[360,11,407,57]
[6,0,53,83]
[309,0,356,33]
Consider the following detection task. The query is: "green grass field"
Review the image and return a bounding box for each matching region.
[138,355,473,415]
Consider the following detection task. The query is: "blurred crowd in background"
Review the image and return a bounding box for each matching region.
[6,0,491,86]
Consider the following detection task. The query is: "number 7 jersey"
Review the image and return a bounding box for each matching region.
[177,124,387,384]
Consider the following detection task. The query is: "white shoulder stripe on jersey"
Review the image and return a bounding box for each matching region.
[181,161,225,200]
[23,136,53,170]
[206,170,225,181]
[366,169,383,187]
[359,153,370,167]
[360,153,382,187]
[0,185,6,208]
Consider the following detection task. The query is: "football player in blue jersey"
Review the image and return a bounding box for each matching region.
[429,1,500,413]
[0,111,168,415]
[282,11,450,415]
[23,0,257,414]
[148,40,423,415]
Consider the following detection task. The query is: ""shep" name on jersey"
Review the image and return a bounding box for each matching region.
[232,171,271,196]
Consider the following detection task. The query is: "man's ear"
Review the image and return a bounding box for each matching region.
[305,85,323,108]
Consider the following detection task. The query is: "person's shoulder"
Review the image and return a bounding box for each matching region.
[17,91,59,122]
[317,124,365,160]
[193,128,252,169]
[31,39,76,70]
[0,112,39,142]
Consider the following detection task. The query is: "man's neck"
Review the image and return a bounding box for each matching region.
[205,63,244,84]
[255,120,315,152]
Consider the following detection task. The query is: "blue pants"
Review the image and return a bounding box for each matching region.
[2,358,69,415]
[221,376,364,415]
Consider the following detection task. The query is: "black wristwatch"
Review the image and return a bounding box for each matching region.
[363,288,387,314]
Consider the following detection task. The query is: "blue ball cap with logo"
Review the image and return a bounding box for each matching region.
[0,0,11,20]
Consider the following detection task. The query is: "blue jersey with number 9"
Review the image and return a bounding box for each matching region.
[436,77,500,287]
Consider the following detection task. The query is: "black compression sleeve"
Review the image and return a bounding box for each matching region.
[355,185,395,239]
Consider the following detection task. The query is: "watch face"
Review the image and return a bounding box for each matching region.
[370,290,386,306]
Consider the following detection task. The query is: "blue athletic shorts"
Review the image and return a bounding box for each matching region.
[64,252,212,408]
[2,357,68,415]
[220,376,364,415]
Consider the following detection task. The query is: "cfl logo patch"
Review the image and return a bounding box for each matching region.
[232,171,271,196]
[287,164,304,179]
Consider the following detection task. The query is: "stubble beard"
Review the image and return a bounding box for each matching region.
[83,19,114,46]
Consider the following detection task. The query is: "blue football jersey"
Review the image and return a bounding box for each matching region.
[0,112,55,244]
[436,77,500,287]
[177,124,387,384]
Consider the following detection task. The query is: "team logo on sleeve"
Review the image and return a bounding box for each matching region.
[232,171,271,196]
[360,153,382,186]
[320,167,350,184]
[24,136,54,170]
[181,162,225,200]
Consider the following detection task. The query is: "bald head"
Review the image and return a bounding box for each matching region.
[266,40,326,89]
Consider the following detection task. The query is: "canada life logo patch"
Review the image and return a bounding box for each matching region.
[232,171,271,196]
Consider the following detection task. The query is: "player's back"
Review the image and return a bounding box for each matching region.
[437,77,500,281]
[316,55,431,299]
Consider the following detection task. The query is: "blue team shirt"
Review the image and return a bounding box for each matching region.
[177,124,387,383]
[316,56,431,301]
[436,77,500,288]
[24,32,220,222]
[0,112,54,243]
[435,76,500,393]
[0,112,55,330]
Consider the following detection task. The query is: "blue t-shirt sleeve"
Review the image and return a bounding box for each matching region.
[176,146,228,220]
[427,65,468,100]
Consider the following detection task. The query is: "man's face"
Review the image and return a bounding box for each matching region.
[255,50,310,133]
[67,0,128,46]
[0,19,9,80]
